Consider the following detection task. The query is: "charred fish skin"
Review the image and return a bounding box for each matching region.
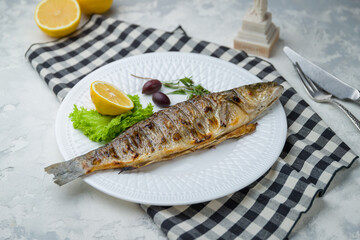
[45,82,283,186]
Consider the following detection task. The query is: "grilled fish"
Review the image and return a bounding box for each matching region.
[45,81,283,186]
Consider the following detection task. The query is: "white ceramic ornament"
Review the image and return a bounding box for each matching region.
[234,0,280,58]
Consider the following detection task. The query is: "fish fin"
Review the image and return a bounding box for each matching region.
[226,123,257,139]
[195,123,257,150]
[118,161,156,173]
[118,166,137,174]
[45,157,87,186]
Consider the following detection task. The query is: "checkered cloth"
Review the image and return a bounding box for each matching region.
[26,15,358,239]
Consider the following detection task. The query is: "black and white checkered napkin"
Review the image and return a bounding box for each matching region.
[26,15,358,239]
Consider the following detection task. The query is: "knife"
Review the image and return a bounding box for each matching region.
[283,46,360,104]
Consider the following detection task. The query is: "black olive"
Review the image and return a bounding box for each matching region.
[142,79,162,94]
[152,92,170,108]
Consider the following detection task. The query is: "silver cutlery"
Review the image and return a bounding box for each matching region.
[284,46,360,105]
[294,62,360,131]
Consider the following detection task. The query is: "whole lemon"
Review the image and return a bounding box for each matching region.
[76,0,113,15]
[35,0,81,38]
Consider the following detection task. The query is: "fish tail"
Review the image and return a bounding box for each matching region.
[45,157,87,186]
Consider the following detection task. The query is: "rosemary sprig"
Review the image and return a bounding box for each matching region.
[163,77,210,99]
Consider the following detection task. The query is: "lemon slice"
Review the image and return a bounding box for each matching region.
[35,0,81,38]
[90,81,134,116]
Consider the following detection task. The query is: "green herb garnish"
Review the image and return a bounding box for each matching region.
[69,95,153,142]
[163,77,210,99]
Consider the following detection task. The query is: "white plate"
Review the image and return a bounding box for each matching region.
[56,52,287,205]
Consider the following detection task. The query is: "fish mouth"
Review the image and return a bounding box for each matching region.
[267,84,284,107]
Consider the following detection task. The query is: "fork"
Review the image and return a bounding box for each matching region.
[294,62,360,131]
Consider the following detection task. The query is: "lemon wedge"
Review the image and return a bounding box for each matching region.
[90,81,134,115]
[35,0,81,38]
[76,0,113,15]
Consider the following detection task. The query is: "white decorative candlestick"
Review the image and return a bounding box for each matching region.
[234,0,280,58]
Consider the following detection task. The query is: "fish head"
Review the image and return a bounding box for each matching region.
[234,81,284,115]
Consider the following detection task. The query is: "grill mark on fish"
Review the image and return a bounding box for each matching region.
[227,90,252,125]
[110,140,122,158]
[129,126,154,156]
[127,133,139,150]
[161,111,180,132]
[188,101,208,132]
[161,111,184,142]
[129,129,141,149]
[108,146,119,159]
[134,130,142,145]
[188,100,212,138]
[219,102,229,127]
[188,99,208,119]
[124,134,139,159]
[199,97,220,129]
[176,103,194,120]
[172,106,192,126]
[231,90,242,102]
[164,107,192,141]
[96,147,109,161]
[204,106,212,113]
[91,151,102,166]
[232,89,251,111]
[174,104,206,142]
[120,138,129,154]
[179,102,207,136]
[145,121,154,130]
[202,94,216,105]
[208,117,219,129]
[140,119,164,151]
[158,111,175,130]
[203,94,218,108]
[190,98,216,131]
[121,136,134,156]
[206,93,225,127]
[172,106,200,140]
[171,132,181,141]
[201,96,217,119]
[150,115,169,145]
[138,127,155,153]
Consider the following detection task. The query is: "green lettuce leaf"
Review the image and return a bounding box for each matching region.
[69,95,153,142]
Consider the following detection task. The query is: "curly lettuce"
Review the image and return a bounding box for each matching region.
[69,95,153,142]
